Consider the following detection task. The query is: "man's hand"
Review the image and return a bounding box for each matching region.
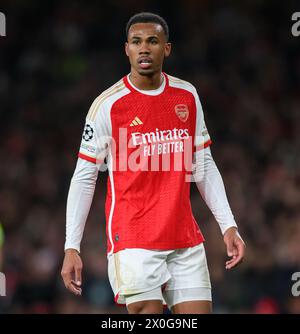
[223,227,245,270]
[61,249,83,296]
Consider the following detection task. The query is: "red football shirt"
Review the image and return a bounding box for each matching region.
[78,73,212,254]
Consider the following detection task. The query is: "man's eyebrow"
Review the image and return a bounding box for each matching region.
[130,34,159,39]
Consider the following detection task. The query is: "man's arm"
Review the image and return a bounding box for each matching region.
[61,158,98,295]
[61,92,111,295]
[193,146,245,269]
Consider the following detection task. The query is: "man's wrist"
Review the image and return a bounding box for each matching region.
[222,224,238,235]
[65,248,80,255]
[223,226,238,238]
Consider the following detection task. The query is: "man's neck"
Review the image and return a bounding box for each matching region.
[129,70,163,90]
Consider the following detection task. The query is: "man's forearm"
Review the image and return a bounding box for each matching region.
[194,147,237,234]
[65,158,98,253]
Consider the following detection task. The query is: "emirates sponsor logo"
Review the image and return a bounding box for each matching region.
[131,127,189,146]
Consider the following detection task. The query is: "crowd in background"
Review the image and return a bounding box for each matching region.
[0,0,300,313]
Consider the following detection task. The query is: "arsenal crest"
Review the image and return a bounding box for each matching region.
[175,104,189,122]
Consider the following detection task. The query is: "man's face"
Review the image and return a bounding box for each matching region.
[125,22,171,76]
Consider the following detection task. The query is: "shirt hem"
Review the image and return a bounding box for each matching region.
[108,239,205,255]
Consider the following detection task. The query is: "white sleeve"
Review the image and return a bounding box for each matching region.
[78,96,112,165]
[65,96,111,253]
[64,158,98,253]
[193,146,238,235]
[193,89,212,150]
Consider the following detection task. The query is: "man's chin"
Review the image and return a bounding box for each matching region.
[137,68,156,76]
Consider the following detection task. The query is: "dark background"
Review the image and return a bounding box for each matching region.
[0,0,300,313]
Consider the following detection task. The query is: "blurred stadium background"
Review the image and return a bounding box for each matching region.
[0,0,300,314]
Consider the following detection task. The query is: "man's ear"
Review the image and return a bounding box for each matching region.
[164,43,171,58]
[125,42,129,57]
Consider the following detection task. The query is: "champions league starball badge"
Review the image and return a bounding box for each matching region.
[82,124,94,142]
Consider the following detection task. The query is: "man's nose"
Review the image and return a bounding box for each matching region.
[139,42,150,54]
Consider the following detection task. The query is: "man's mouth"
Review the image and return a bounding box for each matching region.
[138,57,152,69]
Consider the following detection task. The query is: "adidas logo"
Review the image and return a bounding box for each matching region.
[130,116,143,127]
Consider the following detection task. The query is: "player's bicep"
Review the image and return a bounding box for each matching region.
[78,120,98,164]
[194,91,212,152]
[78,99,112,166]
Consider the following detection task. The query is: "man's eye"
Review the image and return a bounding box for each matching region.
[151,40,158,44]
[132,40,140,44]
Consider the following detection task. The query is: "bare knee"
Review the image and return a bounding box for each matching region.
[127,300,163,314]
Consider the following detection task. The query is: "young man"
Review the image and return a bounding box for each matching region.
[61,12,245,314]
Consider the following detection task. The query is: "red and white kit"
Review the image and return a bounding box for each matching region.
[65,73,237,306]
[77,73,212,254]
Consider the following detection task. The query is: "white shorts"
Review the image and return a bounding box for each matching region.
[107,243,212,308]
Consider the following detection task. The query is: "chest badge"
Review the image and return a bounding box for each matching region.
[175,104,189,122]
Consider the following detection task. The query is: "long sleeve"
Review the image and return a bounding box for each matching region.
[193,146,238,235]
[65,92,112,253]
[64,158,99,253]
